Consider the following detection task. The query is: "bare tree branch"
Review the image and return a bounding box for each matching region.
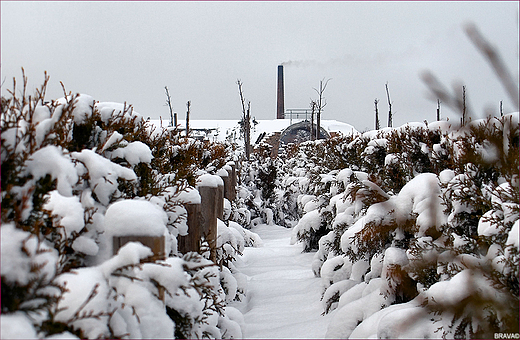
[313,78,331,140]
[237,79,251,160]
[465,22,519,109]
[185,101,191,138]
[385,82,392,127]
[164,86,174,127]
[374,98,380,130]
[420,71,472,119]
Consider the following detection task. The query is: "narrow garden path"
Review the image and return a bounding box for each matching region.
[232,224,333,339]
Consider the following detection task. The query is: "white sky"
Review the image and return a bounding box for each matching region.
[1,1,518,131]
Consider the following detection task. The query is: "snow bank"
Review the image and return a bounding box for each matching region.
[349,298,441,339]
[325,279,388,338]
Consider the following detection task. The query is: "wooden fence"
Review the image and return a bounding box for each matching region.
[177,163,237,261]
[113,163,237,265]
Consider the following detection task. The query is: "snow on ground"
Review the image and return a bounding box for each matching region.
[231,224,333,339]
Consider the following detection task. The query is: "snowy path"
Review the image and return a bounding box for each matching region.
[231,224,333,339]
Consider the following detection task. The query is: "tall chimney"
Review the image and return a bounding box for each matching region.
[277,65,284,119]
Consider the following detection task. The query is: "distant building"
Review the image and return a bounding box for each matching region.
[150,118,358,157]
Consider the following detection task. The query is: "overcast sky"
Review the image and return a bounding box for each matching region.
[1,1,518,131]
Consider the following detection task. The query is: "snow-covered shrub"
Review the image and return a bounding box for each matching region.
[1,224,63,325]
[215,219,261,305]
[231,151,287,228]
[382,125,441,193]
[232,159,262,227]
[284,113,519,338]
[292,209,324,252]
[282,143,352,250]
[1,73,249,339]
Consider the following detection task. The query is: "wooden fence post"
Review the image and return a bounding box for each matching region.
[218,167,231,208]
[227,162,237,202]
[217,179,225,220]
[218,163,237,203]
[178,174,228,263]
[178,203,202,254]
[112,235,166,301]
[198,185,217,262]
[112,235,166,262]
[196,174,224,262]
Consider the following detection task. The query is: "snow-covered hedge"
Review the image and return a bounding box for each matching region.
[283,115,519,338]
[1,74,257,339]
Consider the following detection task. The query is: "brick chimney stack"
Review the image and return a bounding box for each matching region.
[277,65,284,119]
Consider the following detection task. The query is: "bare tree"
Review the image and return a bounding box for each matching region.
[310,100,317,140]
[164,86,177,127]
[245,102,251,160]
[462,86,467,126]
[437,99,441,121]
[313,78,331,140]
[185,100,191,138]
[385,82,393,127]
[237,79,251,160]
[374,98,380,130]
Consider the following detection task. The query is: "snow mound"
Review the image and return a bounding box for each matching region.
[104,199,168,237]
